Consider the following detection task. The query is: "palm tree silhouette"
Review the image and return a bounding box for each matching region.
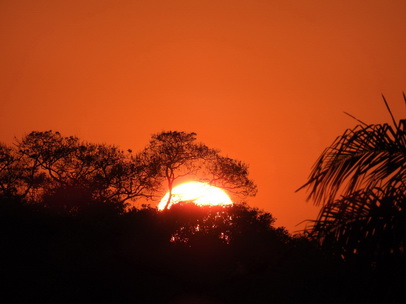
[298,95,406,262]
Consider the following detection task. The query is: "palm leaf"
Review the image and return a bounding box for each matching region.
[308,187,406,260]
[298,120,406,206]
[299,95,406,262]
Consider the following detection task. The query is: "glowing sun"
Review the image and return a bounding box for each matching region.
[158,181,233,210]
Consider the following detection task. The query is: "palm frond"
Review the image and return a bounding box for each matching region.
[299,95,406,263]
[382,94,398,128]
[298,121,406,206]
[308,187,406,260]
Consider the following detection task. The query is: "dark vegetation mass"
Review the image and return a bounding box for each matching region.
[1,196,342,304]
[2,98,406,304]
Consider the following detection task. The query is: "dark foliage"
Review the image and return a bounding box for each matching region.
[1,194,348,304]
[2,123,405,303]
[140,131,257,209]
[0,130,257,211]
[0,131,159,208]
[298,96,406,302]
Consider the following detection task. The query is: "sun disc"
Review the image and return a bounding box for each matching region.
[158,181,233,210]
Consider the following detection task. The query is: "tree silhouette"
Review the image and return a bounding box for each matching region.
[140,131,257,209]
[140,131,214,209]
[0,131,160,209]
[1,130,357,303]
[1,130,257,213]
[0,143,33,198]
[204,154,258,198]
[298,95,406,264]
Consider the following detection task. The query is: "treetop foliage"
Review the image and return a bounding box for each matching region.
[138,130,257,209]
[0,130,257,212]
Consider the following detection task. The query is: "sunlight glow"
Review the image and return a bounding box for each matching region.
[158,181,233,210]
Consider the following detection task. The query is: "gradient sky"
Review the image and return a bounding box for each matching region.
[1,0,405,231]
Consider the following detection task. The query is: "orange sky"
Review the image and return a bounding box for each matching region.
[1,0,405,232]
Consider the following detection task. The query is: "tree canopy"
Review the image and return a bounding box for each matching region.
[0,130,257,212]
[2,122,404,302]
[0,131,162,212]
[138,131,257,208]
